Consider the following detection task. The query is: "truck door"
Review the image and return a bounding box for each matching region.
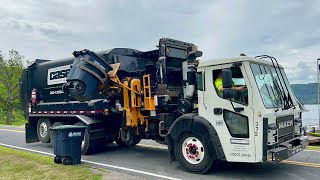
[198,64,256,162]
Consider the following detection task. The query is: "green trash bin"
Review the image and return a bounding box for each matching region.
[50,125,86,165]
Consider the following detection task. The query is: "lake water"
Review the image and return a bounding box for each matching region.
[302,104,320,129]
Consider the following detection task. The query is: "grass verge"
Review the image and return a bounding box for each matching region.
[0,145,103,180]
[0,120,27,126]
[307,145,320,151]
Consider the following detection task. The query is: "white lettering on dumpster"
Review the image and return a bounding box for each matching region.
[50,90,64,95]
[68,132,81,137]
[47,65,72,85]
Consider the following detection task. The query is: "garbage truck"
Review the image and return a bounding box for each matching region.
[20,38,308,173]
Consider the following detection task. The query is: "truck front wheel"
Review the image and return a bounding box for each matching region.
[174,131,215,173]
[37,118,52,143]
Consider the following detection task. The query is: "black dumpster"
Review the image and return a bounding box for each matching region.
[50,125,86,165]
[64,49,113,101]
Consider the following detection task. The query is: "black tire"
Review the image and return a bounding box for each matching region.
[105,139,115,144]
[119,128,141,147]
[52,121,66,127]
[54,156,62,164]
[116,136,141,147]
[74,122,90,155]
[50,122,66,145]
[37,118,52,143]
[174,131,216,173]
[115,136,128,147]
[62,156,73,165]
[129,136,141,146]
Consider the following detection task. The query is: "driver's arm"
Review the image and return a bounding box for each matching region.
[232,86,246,91]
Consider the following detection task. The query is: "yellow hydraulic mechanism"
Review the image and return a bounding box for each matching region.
[122,78,148,131]
[107,64,150,134]
[143,74,155,110]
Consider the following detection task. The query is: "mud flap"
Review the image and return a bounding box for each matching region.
[25,123,39,143]
[165,135,176,163]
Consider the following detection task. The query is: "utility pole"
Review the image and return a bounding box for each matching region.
[318,58,320,131]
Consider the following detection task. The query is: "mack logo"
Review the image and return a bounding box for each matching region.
[68,132,81,137]
[278,120,293,129]
[47,65,72,85]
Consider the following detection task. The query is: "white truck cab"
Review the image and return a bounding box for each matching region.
[196,55,307,163]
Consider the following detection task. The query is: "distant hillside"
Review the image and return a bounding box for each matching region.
[291,83,318,105]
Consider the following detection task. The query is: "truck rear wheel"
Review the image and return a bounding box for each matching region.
[74,122,105,154]
[174,131,215,173]
[116,136,141,147]
[37,118,52,143]
[74,122,90,155]
[119,127,141,147]
[50,122,66,145]
[115,136,128,147]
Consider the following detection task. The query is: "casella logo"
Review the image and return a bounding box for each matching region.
[68,132,82,137]
[47,65,72,85]
[50,69,70,80]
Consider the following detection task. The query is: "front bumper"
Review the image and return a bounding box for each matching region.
[268,136,308,162]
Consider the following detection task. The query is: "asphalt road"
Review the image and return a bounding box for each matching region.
[1,125,320,180]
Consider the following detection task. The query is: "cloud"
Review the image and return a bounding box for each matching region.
[285,61,318,84]
[0,17,70,37]
[285,49,301,55]
[0,0,319,84]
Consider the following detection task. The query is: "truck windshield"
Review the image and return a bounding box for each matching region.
[250,63,294,109]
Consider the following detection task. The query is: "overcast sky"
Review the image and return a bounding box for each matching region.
[0,0,319,84]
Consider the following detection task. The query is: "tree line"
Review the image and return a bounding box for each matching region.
[0,50,26,125]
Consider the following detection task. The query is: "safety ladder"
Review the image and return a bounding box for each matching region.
[143,74,155,110]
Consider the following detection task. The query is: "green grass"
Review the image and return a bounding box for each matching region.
[0,120,27,126]
[307,145,320,151]
[0,146,104,180]
[0,109,28,126]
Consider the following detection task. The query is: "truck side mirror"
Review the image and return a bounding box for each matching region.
[222,69,232,88]
[187,51,203,62]
[222,69,233,99]
[194,51,203,58]
[223,89,233,99]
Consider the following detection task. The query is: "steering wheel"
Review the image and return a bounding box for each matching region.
[239,88,248,104]
[233,87,248,104]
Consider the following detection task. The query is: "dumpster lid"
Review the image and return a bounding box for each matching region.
[50,125,87,130]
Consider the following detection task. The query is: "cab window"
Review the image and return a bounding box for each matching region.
[212,67,248,105]
[197,72,204,91]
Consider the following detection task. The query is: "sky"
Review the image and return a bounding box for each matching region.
[0,0,319,84]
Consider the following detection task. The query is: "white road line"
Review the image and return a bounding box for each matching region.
[0,143,53,156]
[0,128,25,133]
[303,149,320,153]
[137,144,168,150]
[0,125,24,128]
[0,143,181,180]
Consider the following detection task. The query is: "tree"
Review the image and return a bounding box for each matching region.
[0,50,24,124]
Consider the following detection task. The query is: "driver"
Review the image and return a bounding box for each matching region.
[215,70,246,97]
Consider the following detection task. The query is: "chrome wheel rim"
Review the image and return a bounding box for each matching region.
[39,122,48,138]
[81,138,85,149]
[182,137,205,164]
